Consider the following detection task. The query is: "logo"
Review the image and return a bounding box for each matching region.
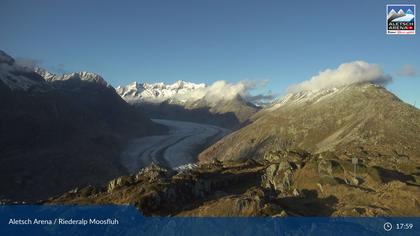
[387,4,416,35]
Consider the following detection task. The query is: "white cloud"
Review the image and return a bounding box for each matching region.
[287,61,392,93]
[397,64,417,77]
[176,80,274,105]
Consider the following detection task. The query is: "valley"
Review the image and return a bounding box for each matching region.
[121,119,230,173]
[1,50,419,217]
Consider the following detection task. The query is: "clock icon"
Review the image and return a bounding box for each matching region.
[384,222,393,232]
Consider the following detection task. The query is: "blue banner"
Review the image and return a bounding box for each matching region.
[0,205,418,235]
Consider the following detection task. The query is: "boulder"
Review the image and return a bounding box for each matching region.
[136,163,170,183]
[317,159,333,176]
[107,175,135,193]
[261,161,294,192]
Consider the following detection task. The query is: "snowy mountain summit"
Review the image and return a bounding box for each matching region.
[116,80,206,104]
[268,83,384,111]
[35,68,108,87]
[0,50,48,91]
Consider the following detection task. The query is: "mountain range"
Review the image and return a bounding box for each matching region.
[388,8,415,22]
[199,83,420,163]
[47,82,420,216]
[2,49,420,216]
[0,50,165,202]
[117,81,259,128]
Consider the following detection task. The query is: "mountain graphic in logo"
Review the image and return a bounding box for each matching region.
[387,4,416,34]
[387,8,415,23]
[406,8,414,15]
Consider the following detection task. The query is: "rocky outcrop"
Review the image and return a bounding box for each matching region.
[107,176,136,193]
[260,149,309,194]
[47,149,420,217]
[135,163,172,183]
[261,163,293,193]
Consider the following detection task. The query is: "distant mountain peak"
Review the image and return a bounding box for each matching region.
[34,68,108,87]
[0,52,48,91]
[116,80,206,104]
[0,50,15,65]
[65,71,108,86]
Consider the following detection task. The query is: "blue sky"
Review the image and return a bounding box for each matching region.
[0,0,419,106]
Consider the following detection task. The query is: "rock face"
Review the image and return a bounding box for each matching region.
[260,149,308,194]
[261,163,293,192]
[107,176,136,193]
[0,50,166,202]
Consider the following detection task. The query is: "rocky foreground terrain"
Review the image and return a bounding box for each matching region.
[46,148,420,216]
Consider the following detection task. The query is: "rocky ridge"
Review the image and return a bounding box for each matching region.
[46,148,420,216]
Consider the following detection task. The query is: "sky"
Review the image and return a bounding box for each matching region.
[0,0,419,106]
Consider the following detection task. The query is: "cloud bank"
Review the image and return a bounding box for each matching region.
[287,61,392,93]
[397,64,417,77]
[177,80,275,105]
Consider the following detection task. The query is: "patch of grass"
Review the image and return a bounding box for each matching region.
[319,176,341,186]
[367,167,384,184]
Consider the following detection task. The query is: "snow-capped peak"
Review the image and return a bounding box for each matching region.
[64,71,108,86]
[398,9,405,15]
[34,68,108,87]
[388,9,397,19]
[0,52,49,91]
[116,80,206,104]
[268,83,381,111]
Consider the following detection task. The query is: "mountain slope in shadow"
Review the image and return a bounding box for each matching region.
[0,50,166,202]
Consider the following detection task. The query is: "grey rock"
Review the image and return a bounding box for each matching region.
[107,175,135,193]
[261,161,294,192]
[136,163,170,183]
[318,159,333,176]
